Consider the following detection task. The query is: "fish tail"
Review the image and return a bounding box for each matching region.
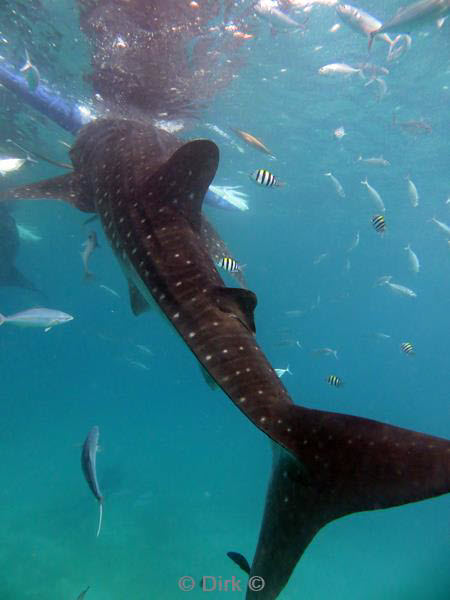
[96,502,103,537]
[361,177,368,185]
[0,313,5,326]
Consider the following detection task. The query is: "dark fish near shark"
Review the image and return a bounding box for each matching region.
[0,203,39,292]
[0,119,449,599]
[81,425,103,537]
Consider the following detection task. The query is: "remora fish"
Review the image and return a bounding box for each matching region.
[1,119,449,600]
[81,425,103,537]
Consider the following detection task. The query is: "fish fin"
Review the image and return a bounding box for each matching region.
[212,287,257,333]
[227,551,251,575]
[44,327,51,333]
[368,31,376,51]
[199,363,218,390]
[0,173,95,213]
[128,281,151,316]
[248,411,450,598]
[144,139,219,232]
[0,313,5,326]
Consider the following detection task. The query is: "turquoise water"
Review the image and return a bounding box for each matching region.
[0,1,449,598]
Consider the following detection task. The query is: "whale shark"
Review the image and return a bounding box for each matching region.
[0,117,448,598]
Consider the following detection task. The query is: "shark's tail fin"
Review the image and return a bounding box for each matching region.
[248,407,449,598]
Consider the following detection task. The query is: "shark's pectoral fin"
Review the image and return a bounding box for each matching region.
[213,287,257,333]
[0,172,95,213]
[128,280,152,316]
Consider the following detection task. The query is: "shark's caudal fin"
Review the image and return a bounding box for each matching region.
[0,172,94,212]
[246,407,449,599]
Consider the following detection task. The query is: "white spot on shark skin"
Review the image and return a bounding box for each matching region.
[222,349,228,354]
[260,416,267,423]
[175,281,182,287]
[245,367,251,373]
[188,332,196,338]
[141,218,147,224]
[258,390,263,395]
[205,355,212,361]
[213,322,219,326]
[174,253,180,258]
[119,217,124,224]
[235,370,241,376]
[173,313,180,319]
[159,294,166,301]
[131,248,137,255]
[239,397,246,403]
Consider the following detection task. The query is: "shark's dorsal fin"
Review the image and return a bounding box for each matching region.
[128,281,151,316]
[213,287,257,333]
[0,173,95,213]
[144,139,219,232]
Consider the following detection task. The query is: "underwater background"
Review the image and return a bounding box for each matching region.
[0,1,449,598]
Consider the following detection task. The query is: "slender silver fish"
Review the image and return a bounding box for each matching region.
[81,426,103,537]
[81,231,99,279]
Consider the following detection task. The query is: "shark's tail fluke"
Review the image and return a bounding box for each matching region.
[247,407,449,598]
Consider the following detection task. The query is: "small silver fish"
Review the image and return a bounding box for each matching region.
[383,278,417,298]
[358,156,390,167]
[406,176,419,207]
[0,307,73,332]
[81,231,100,279]
[324,172,345,198]
[313,347,339,360]
[318,63,362,76]
[274,365,293,378]
[254,1,305,31]
[430,216,450,237]
[361,178,385,212]
[99,284,120,298]
[81,426,104,537]
[404,244,420,273]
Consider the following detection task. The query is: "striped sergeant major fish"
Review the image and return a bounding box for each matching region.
[400,342,415,355]
[0,118,448,600]
[372,214,386,234]
[250,169,284,188]
[218,256,242,274]
[326,374,343,387]
[81,426,103,537]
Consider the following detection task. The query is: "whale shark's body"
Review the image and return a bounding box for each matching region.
[1,118,448,598]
